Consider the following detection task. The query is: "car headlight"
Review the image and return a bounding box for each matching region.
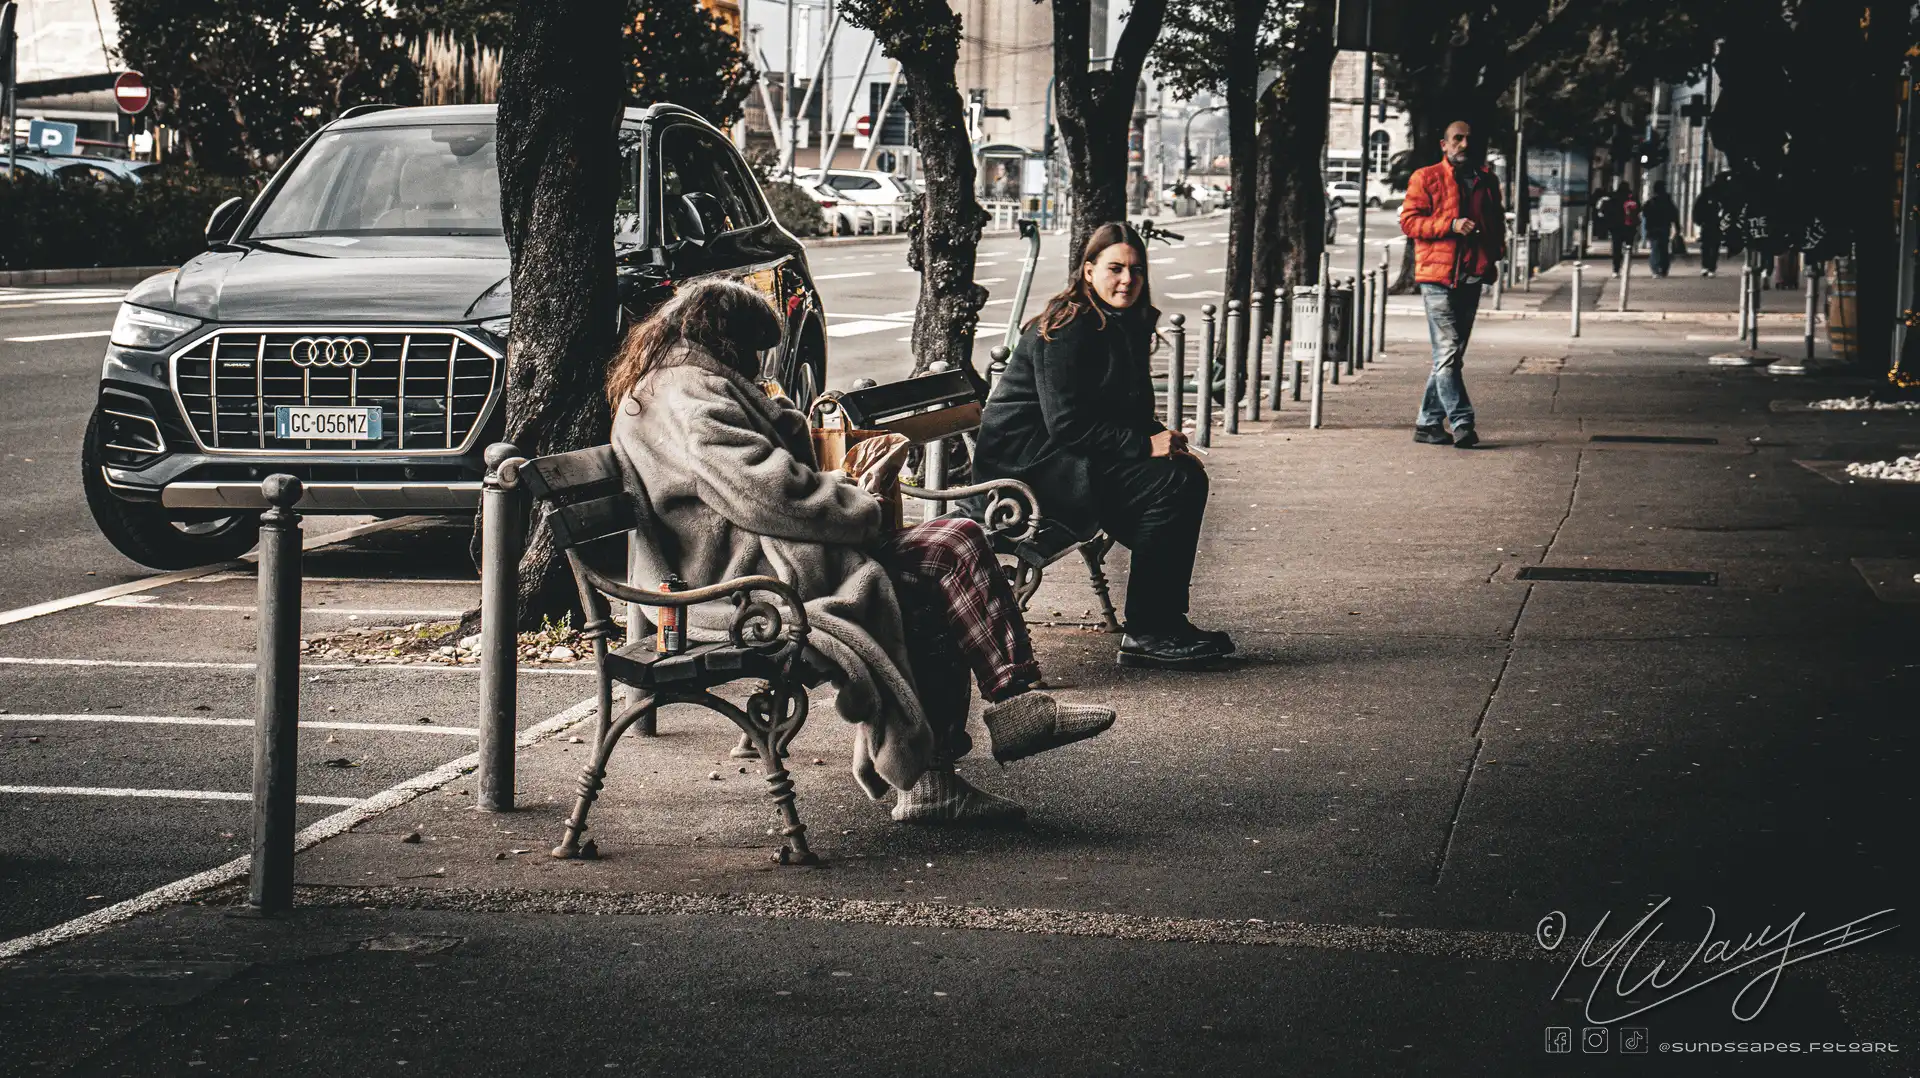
[110,304,201,351]
[479,315,511,340]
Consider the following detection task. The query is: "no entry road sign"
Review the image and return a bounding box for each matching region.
[114,71,151,115]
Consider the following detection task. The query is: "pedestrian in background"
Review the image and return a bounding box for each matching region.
[1642,182,1680,277]
[1693,173,1728,277]
[1399,119,1504,450]
[1600,182,1640,276]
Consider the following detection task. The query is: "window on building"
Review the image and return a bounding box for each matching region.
[1369,131,1392,174]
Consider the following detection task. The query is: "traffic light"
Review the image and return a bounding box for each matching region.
[1042,125,1056,157]
[1184,149,1195,171]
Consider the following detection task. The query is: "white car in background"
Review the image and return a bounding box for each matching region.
[794,178,867,236]
[1326,180,1362,209]
[799,168,913,207]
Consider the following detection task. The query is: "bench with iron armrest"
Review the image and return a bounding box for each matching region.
[817,367,1123,633]
[514,444,830,866]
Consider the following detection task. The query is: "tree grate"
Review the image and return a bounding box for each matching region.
[1589,435,1721,445]
[1517,567,1718,586]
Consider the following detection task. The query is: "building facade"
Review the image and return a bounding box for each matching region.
[1324,49,1408,200]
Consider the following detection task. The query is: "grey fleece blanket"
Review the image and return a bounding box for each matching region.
[611,351,934,798]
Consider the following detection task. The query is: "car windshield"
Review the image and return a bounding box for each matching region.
[248,124,500,239]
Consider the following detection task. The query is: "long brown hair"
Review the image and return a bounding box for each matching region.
[1027,221,1152,339]
[606,278,783,410]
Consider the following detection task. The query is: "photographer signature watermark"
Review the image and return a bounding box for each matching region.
[1535,899,1898,1023]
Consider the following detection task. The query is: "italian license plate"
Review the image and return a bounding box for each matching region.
[275,405,382,441]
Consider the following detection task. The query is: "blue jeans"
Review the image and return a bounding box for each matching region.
[1417,283,1479,432]
[1649,234,1672,276]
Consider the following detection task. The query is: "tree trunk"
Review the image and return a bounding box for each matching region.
[1218,0,1259,345]
[1052,0,1168,275]
[900,61,989,379]
[490,0,627,630]
[1251,0,1335,346]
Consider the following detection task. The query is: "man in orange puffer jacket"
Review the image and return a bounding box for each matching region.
[1399,120,1506,449]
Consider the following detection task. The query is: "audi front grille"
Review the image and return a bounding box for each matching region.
[170,328,500,454]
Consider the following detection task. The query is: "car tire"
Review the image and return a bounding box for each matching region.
[1367,197,1383,209]
[81,411,261,570]
[790,325,826,407]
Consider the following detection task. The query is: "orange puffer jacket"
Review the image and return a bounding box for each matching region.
[1400,162,1506,287]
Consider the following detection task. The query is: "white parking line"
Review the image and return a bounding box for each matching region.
[977,277,1006,285]
[826,318,910,339]
[96,595,465,617]
[1206,267,1225,274]
[1165,290,1224,299]
[0,656,594,675]
[0,785,361,806]
[4,330,113,343]
[813,271,877,281]
[0,289,125,301]
[1165,273,1194,280]
[0,696,598,960]
[0,516,423,628]
[2,714,480,736]
[197,573,475,586]
[39,297,127,305]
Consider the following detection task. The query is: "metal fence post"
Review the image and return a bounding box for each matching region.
[1362,271,1376,367]
[1196,304,1216,448]
[1247,290,1266,421]
[1748,254,1762,353]
[249,474,303,914]
[479,443,525,811]
[1166,313,1186,433]
[1377,249,1391,355]
[1223,299,1244,434]
[1804,261,1819,361]
[987,345,1010,393]
[1617,239,1633,312]
[1270,287,1290,411]
[1570,261,1584,338]
[924,361,952,513]
[1291,286,1306,403]
[1492,261,1504,310]
[1737,261,1751,341]
[1310,283,1328,430]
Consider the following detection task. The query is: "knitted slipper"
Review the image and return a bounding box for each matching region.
[981,692,1116,765]
[890,769,1027,824]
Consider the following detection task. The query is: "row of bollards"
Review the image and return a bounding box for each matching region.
[245,446,531,915]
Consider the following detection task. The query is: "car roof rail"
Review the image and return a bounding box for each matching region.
[339,103,401,120]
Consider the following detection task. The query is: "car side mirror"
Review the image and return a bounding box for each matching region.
[205,197,246,246]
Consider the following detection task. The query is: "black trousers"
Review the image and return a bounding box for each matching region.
[1091,455,1210,632]
[1699,230,1721,273]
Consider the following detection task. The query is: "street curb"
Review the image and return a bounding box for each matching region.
[0,264,175,288]
[1382,306,1811,325]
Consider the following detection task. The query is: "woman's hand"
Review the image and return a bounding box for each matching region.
[1149,428,1189,458]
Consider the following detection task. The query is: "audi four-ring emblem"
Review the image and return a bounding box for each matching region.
[290,336,373,368]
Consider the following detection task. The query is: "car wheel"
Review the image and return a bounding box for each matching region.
[81,412,261,570]
[790,327,826,406]
[1368,197,1382,209]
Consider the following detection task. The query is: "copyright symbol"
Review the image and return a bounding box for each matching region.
[1536,910,1568,951]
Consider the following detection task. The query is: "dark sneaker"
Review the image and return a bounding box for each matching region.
[1414,425,1454,445]
[1452,429,1481,449]
[1117,631,1230,670]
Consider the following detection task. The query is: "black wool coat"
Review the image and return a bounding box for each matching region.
[973,302,1166,539]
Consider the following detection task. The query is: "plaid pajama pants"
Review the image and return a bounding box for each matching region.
[876,518,1041,760]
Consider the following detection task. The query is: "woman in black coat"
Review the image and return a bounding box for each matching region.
[975,221,1233,669]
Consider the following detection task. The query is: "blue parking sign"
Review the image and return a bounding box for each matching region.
[28,120,78,156]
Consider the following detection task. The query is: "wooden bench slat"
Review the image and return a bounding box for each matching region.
[838,369,976,426]
[549,493,638,547]
[518,444,624,500]
[873,401,983,443]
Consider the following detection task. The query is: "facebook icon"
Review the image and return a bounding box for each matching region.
[1544,1027,1572,1054]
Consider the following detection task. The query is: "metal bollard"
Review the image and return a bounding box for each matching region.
[1377,250,1392,355]
[480,443,526,809]
[1196,304,1216,448]
[1570,261,1584,338]
[1223,299,1244,434]
[1361,271,1376,368]
[1166,313,1187,433]
[1617,241,1632,312]
[987,345,1011,394]
[1270,287,1290,411]
[1748,257,1762,353]
[1492,261,1504,310]
[925,360,951,514]
[1291,285,1306,403]
[1309,283,1328,429]
[1737,262,1751,341]
[1247,291,1265,421]
[1804,262,1819,361]
[249,474,303,914]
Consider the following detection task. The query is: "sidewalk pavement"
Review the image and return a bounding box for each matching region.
[4,312,1917,1076]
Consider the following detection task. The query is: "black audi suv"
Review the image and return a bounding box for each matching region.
[84,103,829,568]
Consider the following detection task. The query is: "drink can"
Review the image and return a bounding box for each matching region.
[657,574,687,654]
